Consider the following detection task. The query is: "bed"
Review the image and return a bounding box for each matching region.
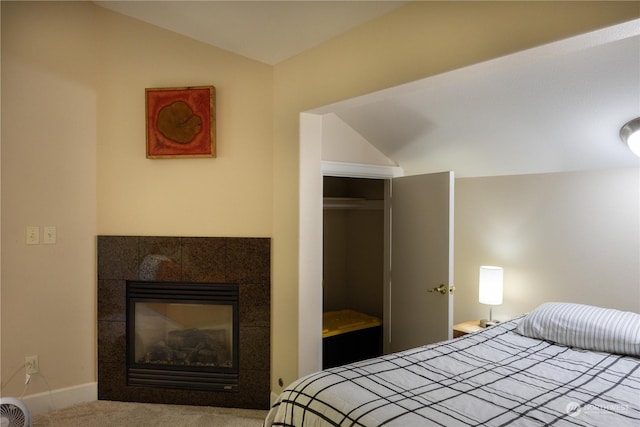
[264,302,640,426]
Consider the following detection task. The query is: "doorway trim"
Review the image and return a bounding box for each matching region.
[298,113,324,377]
[298,113,403,378]
[321,160,403,179]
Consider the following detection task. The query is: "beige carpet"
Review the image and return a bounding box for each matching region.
[32,400,269,427]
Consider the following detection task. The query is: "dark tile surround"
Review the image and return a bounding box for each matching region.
[97,236,270,409]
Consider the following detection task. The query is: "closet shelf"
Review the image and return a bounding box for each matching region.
[323,197,384,210]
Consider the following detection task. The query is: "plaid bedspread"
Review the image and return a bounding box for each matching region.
[264,318,640,426]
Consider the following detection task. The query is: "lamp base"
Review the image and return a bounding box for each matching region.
[480,319,500,328]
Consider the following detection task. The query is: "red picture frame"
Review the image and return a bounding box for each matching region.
[146,86,216,158]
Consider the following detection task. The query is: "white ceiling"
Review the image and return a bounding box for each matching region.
[312,19,640,177]
[96,1,640,177]
[94,1,406,65]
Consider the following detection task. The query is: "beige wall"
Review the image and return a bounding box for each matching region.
[1,1,100,398]
[2,0,639,403]
[455,168,640,323]
[1,1,273,399]
[96,7,273,237]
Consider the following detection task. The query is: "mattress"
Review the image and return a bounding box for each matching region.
[265,315,640,426]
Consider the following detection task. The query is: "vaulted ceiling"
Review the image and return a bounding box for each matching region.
[95,1,406,65]
[312,20,640,177]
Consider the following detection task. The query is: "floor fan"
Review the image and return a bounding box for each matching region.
[0,398,32,427]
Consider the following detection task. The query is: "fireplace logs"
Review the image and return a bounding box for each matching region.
[141,328,231,367]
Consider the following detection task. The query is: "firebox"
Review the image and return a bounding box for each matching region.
[126,281,239,392]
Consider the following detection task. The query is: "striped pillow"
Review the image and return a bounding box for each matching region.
[516,302,640,357]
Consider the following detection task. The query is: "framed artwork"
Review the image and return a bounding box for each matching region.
[146,86,216,158]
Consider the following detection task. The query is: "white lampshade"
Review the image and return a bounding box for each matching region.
[479,266,503,306]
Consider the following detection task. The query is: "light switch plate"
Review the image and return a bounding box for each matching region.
[26,226,39,245]
[43,226,56,244]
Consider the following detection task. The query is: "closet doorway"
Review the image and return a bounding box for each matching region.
[322,176,385,368]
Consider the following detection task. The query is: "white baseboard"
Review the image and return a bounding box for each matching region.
[21,382,97,416]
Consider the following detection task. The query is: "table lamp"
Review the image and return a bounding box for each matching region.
[479,266,503,327]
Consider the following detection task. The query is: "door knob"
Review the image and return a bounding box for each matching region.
[428,284,447,295]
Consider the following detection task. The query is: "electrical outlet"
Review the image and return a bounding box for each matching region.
[25,355,39,375]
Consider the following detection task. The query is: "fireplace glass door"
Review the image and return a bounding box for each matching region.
[134,302,233,368]
[127,281,239,391]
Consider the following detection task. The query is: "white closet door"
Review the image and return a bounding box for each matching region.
[388,171,454,353]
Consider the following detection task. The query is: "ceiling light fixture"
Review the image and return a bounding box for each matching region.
[620,117,640,157]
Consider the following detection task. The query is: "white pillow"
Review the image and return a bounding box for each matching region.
[516,302,640,357]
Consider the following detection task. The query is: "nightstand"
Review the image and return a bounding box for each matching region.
[453,320,483,338]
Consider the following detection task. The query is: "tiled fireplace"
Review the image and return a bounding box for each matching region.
[97,236,270,409]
